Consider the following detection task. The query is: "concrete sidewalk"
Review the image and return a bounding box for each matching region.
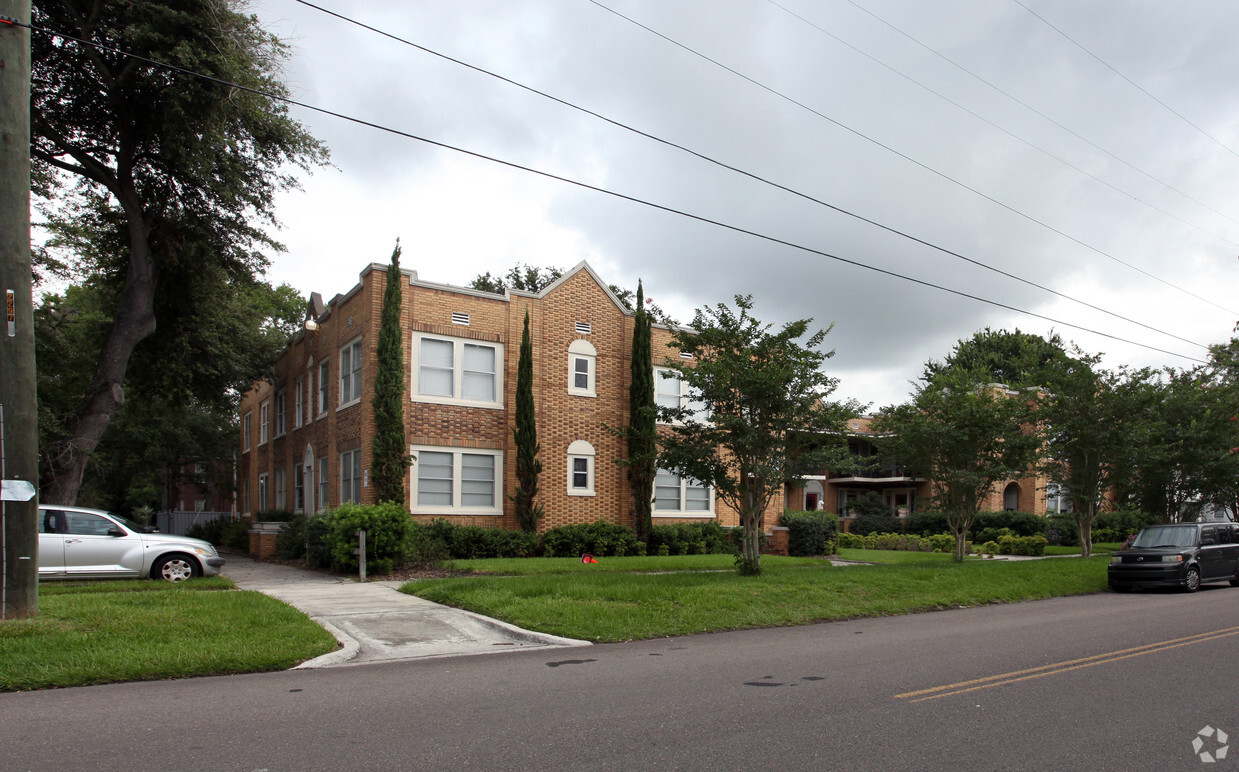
[222,555,589,668]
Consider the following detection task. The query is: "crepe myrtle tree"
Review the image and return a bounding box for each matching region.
[874,368,1043,562]
[656,295,860,575]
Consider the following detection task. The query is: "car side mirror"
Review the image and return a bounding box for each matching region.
[107,527,125,537]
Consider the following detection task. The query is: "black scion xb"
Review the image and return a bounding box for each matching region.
[1108,522,1239,593]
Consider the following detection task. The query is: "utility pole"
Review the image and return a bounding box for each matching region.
[0,0,38,619]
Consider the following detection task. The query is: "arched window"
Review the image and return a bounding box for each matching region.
[568,339,597,397]
[567,440,596,495]
[1003,482,1020,511]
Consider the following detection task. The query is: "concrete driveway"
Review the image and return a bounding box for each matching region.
[223,554,589,668]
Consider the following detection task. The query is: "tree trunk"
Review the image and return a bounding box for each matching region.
[41,198,156,505]
[738,509,762,576]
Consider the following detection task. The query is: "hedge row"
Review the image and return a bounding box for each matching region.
[271,510,740,572]
[861,509,1160,546]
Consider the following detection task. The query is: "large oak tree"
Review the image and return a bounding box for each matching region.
[31,0,327,504]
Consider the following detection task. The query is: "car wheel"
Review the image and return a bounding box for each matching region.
[1184,566,1201,593]
[153,553,200,582]
[1111,585,1132,593]
[1230,573,1239,588]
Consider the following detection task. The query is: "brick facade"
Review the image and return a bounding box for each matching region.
[237,261,775,533]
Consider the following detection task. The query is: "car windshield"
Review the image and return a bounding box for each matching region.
[1130,526,1197,549]
[103,512,143,533]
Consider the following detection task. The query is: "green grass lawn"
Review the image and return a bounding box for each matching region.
[0,578,338,692]
[404,553,1111,642]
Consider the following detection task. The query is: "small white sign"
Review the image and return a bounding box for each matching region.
[1,480,36,501]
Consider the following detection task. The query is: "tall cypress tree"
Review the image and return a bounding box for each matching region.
[371,242,411,504]
[627,282,657,540]
[513,310,543,531]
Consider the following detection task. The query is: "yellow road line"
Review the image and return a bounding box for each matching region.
[895,626,1239,703]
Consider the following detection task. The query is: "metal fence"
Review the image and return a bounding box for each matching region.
[156,510,234,536]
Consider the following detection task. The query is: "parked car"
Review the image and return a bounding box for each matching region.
[38,505,225,581]
[1108,522,1239,593]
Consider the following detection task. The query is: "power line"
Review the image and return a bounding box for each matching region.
[1011,0,1239,161]
[769,0,1239,244]
[843,0,1239,233]
[289,0,1212,350]
[585,0,1239,318]
[17,18,1211,365]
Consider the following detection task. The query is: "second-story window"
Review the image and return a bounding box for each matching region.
[567,339,596,397]
[339,338,362,406]
[274,390,287,436]
[413,334,503,408]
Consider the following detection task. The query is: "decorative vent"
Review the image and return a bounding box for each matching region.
[679,350,693,360]
[451,312,471,326]
[575,322,592,334]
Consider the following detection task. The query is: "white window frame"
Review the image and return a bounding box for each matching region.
[318,359,329,416]
[653,469,714,517]
[317,456,329,510]
[1045,483,1073,514]
[274,468,287,510]
[409,445,503,515]
[242,412,251,452]
[412,334,504,409]
[274,390,287,437]
[567,339,596,397]
[258,473,269,512]
[259,401,270,445]
[340,448,362,504]
[294,378,304,429]
[655,368,709,424]
[294,464,305,512]
[339,338,363,408]
[567,440,596,496]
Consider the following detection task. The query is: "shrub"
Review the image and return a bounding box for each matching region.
[648,522,733,556]
[981,540,1000,555]
[975,526,1014,544]
[1096,510,1157,540]
[322,502,411,575]
[442,523,538,559]
[837,532,868,550]
[850,512,903,536]
[971,511,1044,538]
[187,516,251,551]
[276,514,308,560]
[778,511,838,556]
[275,513,334,567]
[541,521,644,558]
[905,511,949,536]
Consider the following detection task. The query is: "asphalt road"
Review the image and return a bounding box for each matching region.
[4,587,1238,771]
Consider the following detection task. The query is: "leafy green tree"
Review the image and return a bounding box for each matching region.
[923,327,1070,388]
[371,243,412,505]
[469,264,563,294]
[35,276,303,512]
[31,0,327,504]
[874,368,1043,562]
[657,295,859,575]
[1039,350,1142,557]
[1115,365,1239,523]
[512,311,543,531]
[624,282,657,540]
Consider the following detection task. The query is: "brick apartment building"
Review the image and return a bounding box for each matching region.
[238,261,1060,532]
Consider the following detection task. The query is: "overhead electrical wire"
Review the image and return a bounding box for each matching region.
[768,0,1239,245]
[14,17,1211,365]
[289,0,1210,351]
[844,0,1239,232]
[1011,0,1239,161]
[585,0,1239,318]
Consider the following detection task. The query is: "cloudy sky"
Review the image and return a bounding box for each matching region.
[251,0,1239,410]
